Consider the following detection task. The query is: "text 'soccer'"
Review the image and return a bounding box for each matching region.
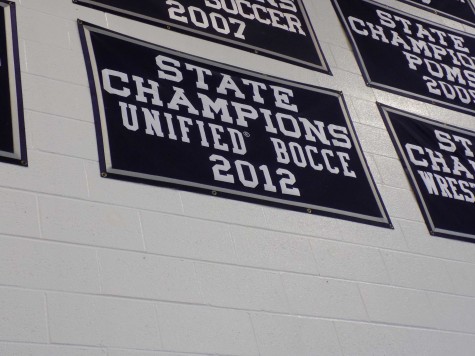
[0,1,26,166]
[74,0,330,73]
[380,104,475,243]
[78,22,391,227]
[332,0,475,116]
[397,0,475,28]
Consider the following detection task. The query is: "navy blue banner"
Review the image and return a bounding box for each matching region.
[333,0,475,116]
[380,104,475,243]
[79,22,391,227]
[74,0,330,73]
[0,1,26,166]
[397,0,475,27]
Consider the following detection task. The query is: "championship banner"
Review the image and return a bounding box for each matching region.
[73,0,330,73]
[397,0,475,27]
[332,0,475,116]
[0,1,26,166]
[79,22,391,227]
[380,104,475,242]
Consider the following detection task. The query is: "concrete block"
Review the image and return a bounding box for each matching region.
[378,185,423,221]
[409,328,475,356]
[27,111,97,160]
[320,41,337,69]
[156,302,258,355]
[308,0,351,48]
[23,74,93,122]
[332,69,376,102]
[0,235,100,293]
[282,273,367,320]
[445,260,475,297]
[373,155,412,190]
[85,163,183,214]
[354,123,398,159]
[311,239,390,284]
[349,96,386,129]
[381,250,454,293]
[372,89,429,117]
[252,313,342,356]
[231,226,318,274]
[99,249,203,303]
[0,343,106,356]
[195,262,289,312]
[141,211,235,263]
[359,284,437,328]
[0,288,47,342]
[47,293,161,348]
[0,189,40,238]
[331,44,361,74]
[39,196,143,250]
[363,153,383,184]
[23,40,88,86]
[429,292,475,333]
[108,350,201,356]
[18,8,71,49]
[334,321,414,356]
[18,0,75,19]
[399,219,475,263]
[264,207,408,251]
[180,191,266,228]
[0,150,89,199]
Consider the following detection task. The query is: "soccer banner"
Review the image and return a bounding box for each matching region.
[74,0,330,72]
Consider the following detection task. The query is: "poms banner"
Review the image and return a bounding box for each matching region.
[74,0,330,73]
[79,22,391,227]
[0,1,26,166]
[380,104,475,243]
[332,0,475,116]
[397,0,475,27]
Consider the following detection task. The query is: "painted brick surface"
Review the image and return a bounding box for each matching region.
[231,226,319,274]
[311,238,389,284]
[251,313,342,356]
[27,111,97,160]
[39,196,144,250]
[359,284,437,328]
[0,343,107,356]
[47,293,162,348]
[0,288,48,343]
[0,236,100,293]
[99,249,203,303]
[282,273,368,320]
[334,321,414,356]
[195,262,289,312]
[0,188,39,237]
[381,250,454,293]
[85,163,183,214]
[0,150,89,198]
[156,303,258,355]
[140,211,236,262]
[107,351,201,356]
[0,0,474,354]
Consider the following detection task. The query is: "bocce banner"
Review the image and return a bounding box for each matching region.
[396,0,475,27]
[332,0,475,116]
[380,104,475,242]
[79,22,391,227]
[0,1,26,166]
[74,0,330,73]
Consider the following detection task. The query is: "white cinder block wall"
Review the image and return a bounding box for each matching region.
[2,0,475,355]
